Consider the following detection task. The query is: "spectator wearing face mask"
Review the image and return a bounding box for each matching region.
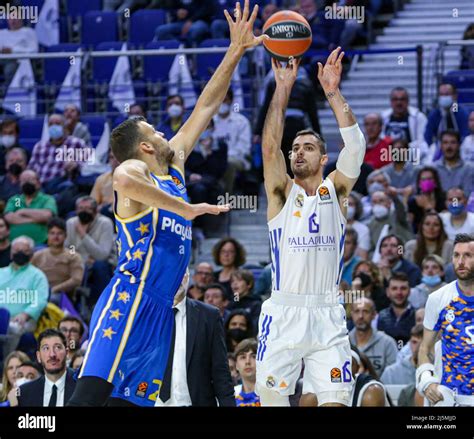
[346,192,370,259]
[157,95,188,140]
[424,83,470,147]
[224,310,253,353]
[0,236,49,358]
[439,187,474,241]
[407,166,445,233]
[0,147,28,204]
[234,338,260,407]
[361,169,391,220]
[65,196,115,306]
[4,170,57,245]
[460,110,474,161]
[409,255,446,310]
[0,351,29,403]
[0,119,28,177]
[213,88,252,194]
[0,216,11,267]
[28,114,85,185]
[63,104,91,146]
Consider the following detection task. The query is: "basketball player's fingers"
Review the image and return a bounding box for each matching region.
[248,4,259,27]
[242,0,250,22]
[223,9,234,27]
[328,46,341,64]
[211,204,231,215]
[251,34,269,47]
[336,51,345,68]
[235,2,241,22]
[317,62,323,79]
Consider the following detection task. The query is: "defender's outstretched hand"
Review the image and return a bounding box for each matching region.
[224,0,269,51]
[317,46,344,93]
[272,57,300,91]
[184,203,231,221]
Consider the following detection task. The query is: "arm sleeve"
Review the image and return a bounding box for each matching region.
[336,123,366,179]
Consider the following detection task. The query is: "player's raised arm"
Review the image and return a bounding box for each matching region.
[169,0,267,169]
[262,58,298,220]
[113,160,229,220]
[319,47,366,199]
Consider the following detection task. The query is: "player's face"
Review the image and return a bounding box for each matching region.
[36,337,67,375]
[290,134,326,179]
[453,242,474,281]
[236,351,256,381]
[139,121,174,165]
[387,280,410,306]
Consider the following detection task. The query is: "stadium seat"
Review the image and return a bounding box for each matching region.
[143,40,181,83]
[81,11,119,49]
[80,115,107,146]
[18,116,46,153]
[196,39,230,80]
[385,384,406,407]
[458,89,474,104]
[92,41,124,82]
[128,9,166,46]
[44,43,82,85]
[443,70,474,89]
[21,0,44,10]
[66,0,103,18]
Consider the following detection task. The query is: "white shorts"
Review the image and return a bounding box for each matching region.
[256,292,353,405]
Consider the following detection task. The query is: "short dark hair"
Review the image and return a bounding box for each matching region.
[388,271,410,287]
[440,129,460,144]
[37,329,67,350]
[58,316,85,336]
[345,228,358,245]
[18,361,43,376]
[204,283,227,299]
[390,87,409,97]
[410,323,424,338]
[294,129,327,155]
[440,82,457,94]
[453,233,474,248]
[166,95,184,106]
[225,88,234,102]
[0,215,10,230]
[47,217,66,232]
[379,234,404,252]
[1,117,19,134]
[230,269,255,290]
[110,116,147,163]
[234,338,257,358]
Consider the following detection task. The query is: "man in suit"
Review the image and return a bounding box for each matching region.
[15,329,76,406]
[155,270,235,407]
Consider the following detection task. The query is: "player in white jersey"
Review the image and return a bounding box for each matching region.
[417,233,474,406]
[256,48,366,406]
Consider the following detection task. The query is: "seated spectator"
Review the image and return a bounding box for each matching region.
[0,147,27,206]
[409,255,446,310]
[0,351,29,402]
[58,316,85,367]
[187,284,204,301]
[227,352,239,387]
[380,323,422,385]
[381,87,428,156]
[342,229,362,285]
[213,88,251,194]
[299,0,340,50]
[254,263,272,299]
[0,216,11,267]
[90,151,120,221]
[234,338,260,407]
[128,103,146,118]
[0,17,39,84]
[103,0,148,13]
[70,349,85,371]
[404,211,453,266]
[440,187,474,240]
[460,110,474,161]
[434,130,473,195]
[204,283,229,321]
[157,95,188,140]
[13,361,42,387]
[361,169,391,219]
[363,112,392,170]
[213,237,246,301]
[224,309,253,352]
[65,196,115,305]
[12,329,76,407]
[380,138,417,194]
[28,113,85,185]
[425,83,470,147]
[377,272,416,346]
[377,235,421,287]
[349,297,398,376]
[0,118,28,177]
[31,218,84,302]
[367,190,413,253]
[0,236,48,358]
[346,193,370,260]
[407,166,445,233]
[192,262,214,290]
[154,0,214,46]
[228,269,261,329]
[4,170,57,245]
[63,104,91,146]
[352,260,390,311]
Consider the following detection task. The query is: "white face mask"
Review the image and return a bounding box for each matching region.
[167,104,183,118]
[346,205,356,220]
[438,95,453,109]
[1,134,16,148]
[372,204,389,219]
[218,103,231,116]
[15,377,32,387]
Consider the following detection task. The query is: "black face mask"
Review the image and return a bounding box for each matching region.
[8,163,23,176]
[228,328,248,343]
[78,211,94,225]
[354,272,373,289]
[21,182,36,196]
[12,251,30,266]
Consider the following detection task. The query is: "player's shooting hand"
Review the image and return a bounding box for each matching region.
[185,203,230,220]
[224,0,269,52]
[317,46,344,94]
[424,383,444,405]
[272,57,300,91]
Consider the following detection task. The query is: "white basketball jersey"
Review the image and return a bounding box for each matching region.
[268,177,346,298]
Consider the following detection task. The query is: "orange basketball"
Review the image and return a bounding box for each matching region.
[262,10,312,61]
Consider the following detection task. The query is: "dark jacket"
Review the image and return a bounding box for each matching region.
[186,138,228,181]
[185,298,235,406]
[17,368,76,407]
[227,293,262,333]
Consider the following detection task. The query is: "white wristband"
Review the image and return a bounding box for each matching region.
[416,363,440,395]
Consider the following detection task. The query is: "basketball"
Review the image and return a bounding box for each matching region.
[262,10,312,61]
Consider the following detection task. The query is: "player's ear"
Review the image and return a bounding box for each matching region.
[138,141,154,155]
[320,153,328,166]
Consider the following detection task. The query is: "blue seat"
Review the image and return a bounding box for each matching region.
[92,41,124,82]
[66,0,103,18]
[444,70,474,89]
[82,11,118,48]
[0,308,10,335]
[129,9,166,46]
[196,39,229,80]
[458,89,474,104]
[44,43,81,85]
[81,115,107,146]
[21,0,44,10]
[143,40,180,83]
[18,117,45,153]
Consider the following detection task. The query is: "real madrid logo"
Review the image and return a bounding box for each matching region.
[295,193,304,208]
[266,376,275,388]
[446,309,455,323]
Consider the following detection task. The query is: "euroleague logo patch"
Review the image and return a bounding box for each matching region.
[136,381,148,397]
[318,186,331,201]
[330,367,342,383]
[172,175,185,191]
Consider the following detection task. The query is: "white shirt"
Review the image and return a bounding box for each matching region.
[350,220,370,252]
[43,370,67,407]
[213,112,251,165]
[439,211,474,241]
[461,134,474,162]
[0,27,39,53]
[155,298,192,407]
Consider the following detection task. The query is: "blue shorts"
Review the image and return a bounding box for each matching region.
[79,273,174,407]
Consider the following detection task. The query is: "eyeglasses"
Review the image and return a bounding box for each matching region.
[59,327,80,335]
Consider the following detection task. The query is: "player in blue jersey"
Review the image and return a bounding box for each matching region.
[417,233,474,406]
[67,0,267,407]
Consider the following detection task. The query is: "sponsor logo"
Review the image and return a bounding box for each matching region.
[172,175,185,191]
[136,381,148,398]
[161,217,192,241]
[295,194,304,208]
[266,376,276,388]
[293,210,301,218]
[318,186,331,201]
[330,367,342,383]
[279,380,288,389]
